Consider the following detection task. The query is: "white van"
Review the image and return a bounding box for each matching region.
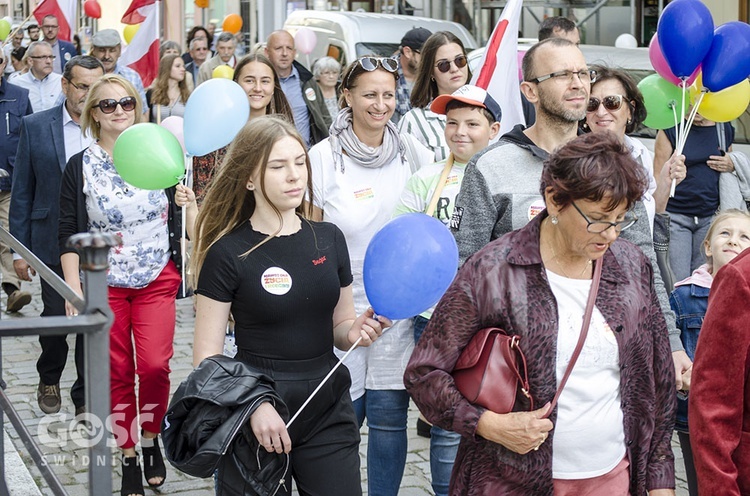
[283,10,477,70]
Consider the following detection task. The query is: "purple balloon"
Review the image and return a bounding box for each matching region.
[702,22,750,93]
[657,0,714,78]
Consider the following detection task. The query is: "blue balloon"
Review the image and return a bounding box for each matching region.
[184,78,249,156]
[363,214,459,320]
[657,0,714,78]
[702,22,750,93]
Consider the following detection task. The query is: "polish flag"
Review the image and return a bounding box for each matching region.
[471,0,525,129]
[33,0,76,41]
[119,0,160,87]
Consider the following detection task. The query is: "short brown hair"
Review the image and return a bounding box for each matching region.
[587,64,646,134]
[540,131,648,211]
[81,74,143,140]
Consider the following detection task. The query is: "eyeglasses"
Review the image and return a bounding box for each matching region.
[42,25,58,30]
[30,55,56,60]
[587,94,627,113]
[528,69,597,84]
[66,79,91,92]
[571,202,637,233]
[95,97,137,114]
[345,57,398,87]
[435,55,467,73]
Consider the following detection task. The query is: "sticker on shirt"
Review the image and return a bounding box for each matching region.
[305,87,317,101]
[64,52,71,61]
[353,187,374,201]
[528,199,546,221]
[445,174,460,187]
[261,267,292,295]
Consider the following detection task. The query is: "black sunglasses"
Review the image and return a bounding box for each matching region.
[95,97,137,114]
[435,55,467,73]
[345,57,398,87]
[587,94,627,113]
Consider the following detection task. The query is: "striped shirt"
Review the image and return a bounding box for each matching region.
[398,106,448,162]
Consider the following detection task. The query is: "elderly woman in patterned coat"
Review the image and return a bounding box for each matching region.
[405,132,676,496]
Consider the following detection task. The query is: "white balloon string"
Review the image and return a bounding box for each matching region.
[286,335,364,429]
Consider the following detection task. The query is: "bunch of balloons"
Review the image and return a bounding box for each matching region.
[639,0,750,129]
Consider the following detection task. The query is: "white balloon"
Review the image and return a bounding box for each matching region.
[2,16,12,25]
[615,34,638,49]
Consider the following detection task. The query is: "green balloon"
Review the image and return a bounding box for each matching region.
[638,74,684,130]
[113,123,185,190]
[0,20,11,41]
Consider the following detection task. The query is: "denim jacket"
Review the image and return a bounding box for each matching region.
[669,264,712,432]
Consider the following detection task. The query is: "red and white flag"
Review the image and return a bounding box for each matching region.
[470,0,525,130]
[33,0,76,41]
[119,0,160,87]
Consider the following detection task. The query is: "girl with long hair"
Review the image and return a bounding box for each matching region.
[146,54,191,123]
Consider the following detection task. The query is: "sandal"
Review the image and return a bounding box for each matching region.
[142,435,167,488]
[121,456,144,496]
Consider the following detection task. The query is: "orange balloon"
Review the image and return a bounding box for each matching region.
[194,0,208,8]
[222,14,242,34]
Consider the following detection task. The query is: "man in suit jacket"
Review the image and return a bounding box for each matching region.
[40,15,76,74]
[10,55,104,416]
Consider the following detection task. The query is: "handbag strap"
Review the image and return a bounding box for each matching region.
[425,153,454,217]
[543,258,603,418]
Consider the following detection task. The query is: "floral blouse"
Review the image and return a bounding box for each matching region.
[82,143,170,288]
[192,146,227,207]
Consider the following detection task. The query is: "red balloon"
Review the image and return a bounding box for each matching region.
[83,0,101,19]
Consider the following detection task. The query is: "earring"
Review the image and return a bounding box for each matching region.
[627,118,632,125]
[550,216,559,225]
[247,184,254,191]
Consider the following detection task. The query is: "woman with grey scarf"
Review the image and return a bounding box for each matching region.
[308,56,433,496]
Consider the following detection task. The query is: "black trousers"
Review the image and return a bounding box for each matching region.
[36,263,85,409]
[234,350,362,496]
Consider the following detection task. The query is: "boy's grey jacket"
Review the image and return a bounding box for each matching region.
[450,124,681,351]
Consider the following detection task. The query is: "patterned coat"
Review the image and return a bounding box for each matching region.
[404,212,676,496]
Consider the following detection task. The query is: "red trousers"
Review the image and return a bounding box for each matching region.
[108,261,180,449]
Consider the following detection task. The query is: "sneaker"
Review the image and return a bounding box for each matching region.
[37,382,61,414]
[6,290,31,313]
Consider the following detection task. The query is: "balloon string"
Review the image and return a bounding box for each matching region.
[677,91,705,155]
[286,336,363,429]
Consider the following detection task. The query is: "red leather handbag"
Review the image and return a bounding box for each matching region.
[452,260,602,416]
[452,328,532,414]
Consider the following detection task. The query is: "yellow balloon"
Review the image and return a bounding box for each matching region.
[212,65,234,79]
[688,73,703,104]
[697,79,750,123]
[123,24,140,44]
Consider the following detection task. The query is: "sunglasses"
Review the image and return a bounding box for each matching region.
[435,55,467,73]
[587,94,627,113]
[95,97,137,114]
[346,57,398,87]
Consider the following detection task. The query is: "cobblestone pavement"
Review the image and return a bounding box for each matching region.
[2,277,690,495]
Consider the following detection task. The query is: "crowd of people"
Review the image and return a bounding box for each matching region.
[2,12,750,496]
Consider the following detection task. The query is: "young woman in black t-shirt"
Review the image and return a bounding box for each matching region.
[190,116,388,495]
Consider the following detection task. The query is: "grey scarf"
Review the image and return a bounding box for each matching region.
[329,107,406,173]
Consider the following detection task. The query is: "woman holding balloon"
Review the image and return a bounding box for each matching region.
[192,54,294,205]
[58,74,193,496]
[146,54,191,123]
[191,115,388,494]
[308,56,433,495]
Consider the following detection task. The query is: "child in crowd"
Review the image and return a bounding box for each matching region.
[393,84,500,496]
[669,209,750,496]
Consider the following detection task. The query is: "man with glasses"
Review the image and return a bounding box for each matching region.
[10,55,104,417]
[451,37,691,385]
[265,30,330,147]
[393,26,431,124]
[185,37,209,87]
[10,41,62,112]
[40,15,76,74]
[90,29,148,113]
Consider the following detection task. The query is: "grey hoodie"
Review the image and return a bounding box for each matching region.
[451,124,682,352]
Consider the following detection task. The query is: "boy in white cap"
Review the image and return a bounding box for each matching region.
[393,84,500,496]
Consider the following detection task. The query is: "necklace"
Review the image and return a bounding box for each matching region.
[546,219,591,279]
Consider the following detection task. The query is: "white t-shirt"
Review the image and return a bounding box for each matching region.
[309,136,433,398]
[626,135,657,235]
[547,269,626,479]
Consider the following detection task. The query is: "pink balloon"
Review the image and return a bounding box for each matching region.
[649,34,699,87]
[160,116,186,155]
[295,28,317,55]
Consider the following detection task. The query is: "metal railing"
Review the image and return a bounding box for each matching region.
[0,228,118,496]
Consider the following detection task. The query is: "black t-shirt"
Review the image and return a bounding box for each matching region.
[196,219,353,360]
[665,122,735,217]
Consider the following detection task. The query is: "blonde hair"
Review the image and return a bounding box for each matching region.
[81,74,143,140]
[189,116,313,285]
[703,209,750,273]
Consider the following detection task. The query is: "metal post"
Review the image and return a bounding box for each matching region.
[68,233,118,496]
